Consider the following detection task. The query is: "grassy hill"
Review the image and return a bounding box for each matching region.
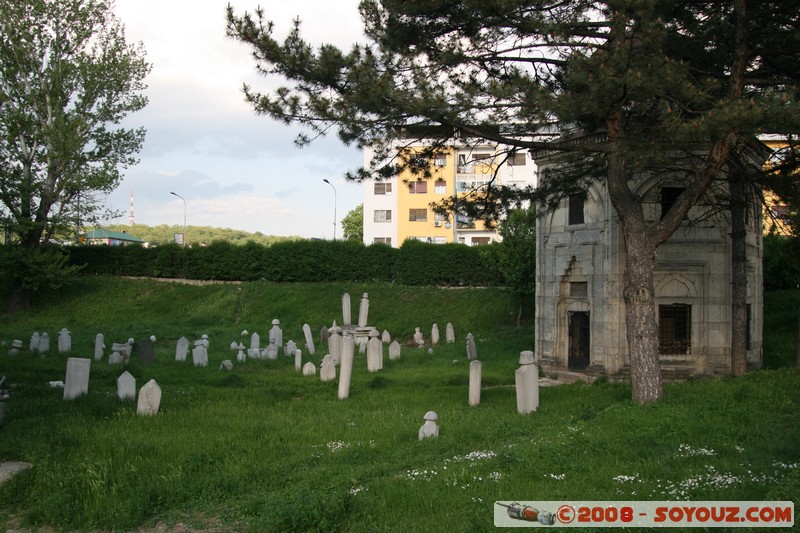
[0,277,797,531]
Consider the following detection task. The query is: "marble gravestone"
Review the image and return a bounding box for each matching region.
[446,323,455,344]
[431,324,440,346]
[338,336,355,400]
[94,333,105,361]
[37,332,50,354]
[136,379,162,416]
[320,354,336,382]
[63,357,91,400]
[418,411,439,441]
[175,337,189,362]
[269,319,283,351]
[342,292,352,327]
[303,324,315,356]
[515,351,539,414]
[302,362,317,376]
[469,360,482,406]
[57,328,71,353]
[117,371,136,401]
[466,333,477,360]
[192,341,208,367]
[358,293,370,328]
[389,341,401,361]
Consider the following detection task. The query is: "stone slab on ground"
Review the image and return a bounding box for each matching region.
[0,462,32,486]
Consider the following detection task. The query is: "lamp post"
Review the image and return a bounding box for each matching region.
[170,191,186,247]
[323,178,337,240]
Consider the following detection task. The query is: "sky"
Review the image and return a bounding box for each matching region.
[107,0,366,239]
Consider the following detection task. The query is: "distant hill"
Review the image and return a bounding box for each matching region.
[94,224,303,246]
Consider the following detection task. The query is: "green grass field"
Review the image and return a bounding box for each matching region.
[0,277,798,532]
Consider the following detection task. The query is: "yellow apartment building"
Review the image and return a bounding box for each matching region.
[363,139,536,246]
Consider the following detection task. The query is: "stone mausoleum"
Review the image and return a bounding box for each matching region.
[533,154,764,381]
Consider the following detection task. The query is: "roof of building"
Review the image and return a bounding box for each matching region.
[83,229,145,243]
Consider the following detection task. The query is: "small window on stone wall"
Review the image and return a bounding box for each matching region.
[570,282,588,298]
[568,193,585,225]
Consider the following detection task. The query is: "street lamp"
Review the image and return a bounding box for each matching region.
[323,178,337,240]
[170,191,186,247]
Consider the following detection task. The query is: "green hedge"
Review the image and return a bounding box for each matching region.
[64,239,503,286]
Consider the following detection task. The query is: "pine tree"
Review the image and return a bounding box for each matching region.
[227,0,800,402]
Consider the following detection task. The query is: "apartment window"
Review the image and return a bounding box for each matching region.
[434,211,447,223]
[661,187,685,220]
[568,193,585,225]
[374,210,392,223]
[474,153,494,164]
[434,180,447,194]
[434,154,447,167]
[659,304,691,354]
[408,181,428,194]
[509,153,527,166]
[471,236,491,245]
[409,208,428,222]
[374,182,392,195]
[373,237,392,246]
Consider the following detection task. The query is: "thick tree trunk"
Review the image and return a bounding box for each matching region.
[606,140,664,404]
[618,214,664,403]
[729,167,748,376]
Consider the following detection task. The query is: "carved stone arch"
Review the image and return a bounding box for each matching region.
[583,181,608,222]
[656,273,698,299]
[567,300,590,312]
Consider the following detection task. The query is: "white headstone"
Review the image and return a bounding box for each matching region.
[358,293,370,328]
[175,337,189,362]
[94,333,105,361]
[269,319,282,350]
[285,340,297,357]
[29,332,39,353]
[320,354,336,382]
[389,340,401,361]
[466,333,477,360]
[108,344,124,365]
[117,371,136,401]
[136,379,162,416]
[446,323,455,343]
[431,323,440,346]
[338,343,354,400]
[367,331,383,372]
[8,339,23,356]
[418,411,439,440]
[342,293,352,327]
[294,348,303,371]
[328,328,342,365]
[413,327,424,347]
[469,360,482,406]
[303,323,316,355]
[63,357,91,400]
[57,328,71,353]
[219,359,233,371]
[381,330,391,344]
[250,332,260,351]
[37,332,50,354]
[192,344,208,367]
[519,350,535,365]
[236,343,247,362]
[302,361,317,376]
[515,363,539,414]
